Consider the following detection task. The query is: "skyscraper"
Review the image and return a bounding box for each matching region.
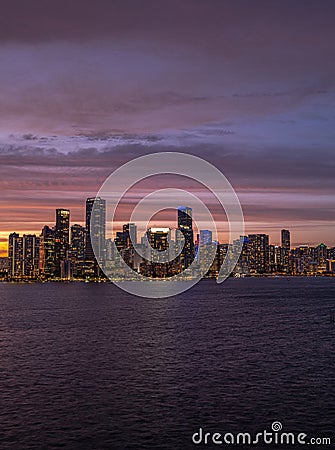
[70,224,86,261]
[85,197,106,262]
[177,206,194,270]
[54,209,70,277]
[39,225,55,278]
[281,229,290,250]
[70,224,86,277]
[8,233,40,279]
[123,223,137,248]
[8,232,23,278]
[143,227,171,277]
[22,234,40,278]
[281,229,291,273]
[247,234,269,274]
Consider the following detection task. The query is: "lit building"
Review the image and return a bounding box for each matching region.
[178,206,195,270]
[54,209,70,277]
[326,260,335,273]
[22,234,40,278]
[281,229,291,273]
[70,224,86,277]
[291,246,316,274]
[140,227,171,277]
[268,244,276,273]
[0,257,9,274]
[233,236,249,275]
[122,223,137,248]
[8,232,23,278]
[39,225,55,278]
[85,197,106,262]
[247,234,269,274]
[207,243,226,278]
[199,229,212,246]
[115,231,127,253]
[281,229,290,249]
[8,233,40,279]
[70,224,85,261]
[314,243,327,270]
[197,230,215,273]
[147,227,170,260]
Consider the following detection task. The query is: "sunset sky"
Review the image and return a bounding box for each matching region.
[1,0,335,256]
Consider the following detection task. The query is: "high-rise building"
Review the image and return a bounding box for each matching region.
[8,232,23,278]
[147,227,170,262]
[234,236,250,275]
[115,231,126,252]
[177,206,194,270]
[268,244,276,273]
[22,234,40,278]
[281,229,291,249]
[54,209,70,277]
[70,224,86,277]
[8,233,40,279]
[197,230,214,271]
[247,234,269,273]
[281,229,291,273]
[85,197,106,262]
[70,224,85,261]
[40,225,55,278]
[208,243,230,278]
[141,227,171,277]
[123,223,137,248]
[315,243,327,266]
[291,246,315,274]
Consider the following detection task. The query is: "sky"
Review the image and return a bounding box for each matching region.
[1,0,335,256]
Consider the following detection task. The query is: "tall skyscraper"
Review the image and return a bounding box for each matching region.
[70,224,86,277]
[54,209,70,277]
[39,225,55,278]
[8,232,23,278]
[85,197,106,262]
[177,206,194,270]
[22,234,40,278]
[70,224,86,261]
[281,229,291,273]
[281,229,290,250]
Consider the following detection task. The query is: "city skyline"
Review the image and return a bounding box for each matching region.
[2,197,335,281]
[2,199,335,259]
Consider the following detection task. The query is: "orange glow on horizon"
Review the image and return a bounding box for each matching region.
[0,242,7,257]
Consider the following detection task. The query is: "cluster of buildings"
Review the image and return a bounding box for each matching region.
[0,197,335,281]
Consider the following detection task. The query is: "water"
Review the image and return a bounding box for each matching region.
[0,278,334,449]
